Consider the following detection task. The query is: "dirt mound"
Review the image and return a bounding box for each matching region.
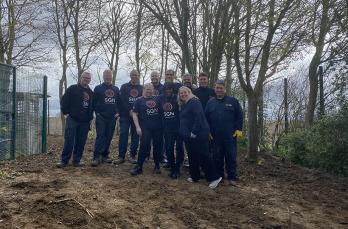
[0,136,347,228]
[31,198,89,228]
[10,179,67,193]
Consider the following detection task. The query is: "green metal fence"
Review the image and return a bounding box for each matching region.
[0,63,47,160]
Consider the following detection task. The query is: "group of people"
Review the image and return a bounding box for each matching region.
[58,68,243,189]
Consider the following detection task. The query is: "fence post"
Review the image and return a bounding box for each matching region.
[318,66,325,118]
[47,99,50,136]
[42,75,48,153]
[10,66,16,160]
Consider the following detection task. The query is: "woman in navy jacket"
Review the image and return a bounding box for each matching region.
[178,86,222,189]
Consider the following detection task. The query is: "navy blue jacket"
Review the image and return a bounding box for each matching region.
[61,84,94,122]
[158,94,180,133]
[153,83,164,95]
[194,86,215,110]
[119,82,143,117]
[179,98,210,140]
[93,83,120,119]
[133,96,162,130]
[205,96,243,139]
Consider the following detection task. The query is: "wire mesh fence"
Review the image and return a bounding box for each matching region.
[0,63,47,160]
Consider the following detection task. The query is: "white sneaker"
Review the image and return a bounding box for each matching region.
[187,177,194,183]
[209,177,222,189]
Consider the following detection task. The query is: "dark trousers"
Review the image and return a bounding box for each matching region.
[184,138,219,182]
[212,137,238,180]
[137,128,162,168]
[93,114,116,160]
[164,131,184,173]
[61,116,90,164]
[118,116,139,159]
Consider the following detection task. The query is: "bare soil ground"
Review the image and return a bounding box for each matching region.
[0,136,347,229]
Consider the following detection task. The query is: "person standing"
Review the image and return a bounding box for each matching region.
[205,80,243,185]
[193,72,215,110]
[91,69,120,167]
[164,69,182,94]
[182,73,197,91]
[57,71,93,168]
[150,70,164,95]
[159,83,184,179]
[178,86,222,188]
[115,69,143,164]
[130,83,163,175]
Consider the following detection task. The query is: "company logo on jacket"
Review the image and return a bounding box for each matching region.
[146,100,158,115]
[129,89,139,103]
[83,92,90,108]
[105,89,116,104]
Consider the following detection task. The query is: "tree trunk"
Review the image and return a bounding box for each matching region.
[135,1,142,72]
[247,94,259,162]
[305,0,330,128]
[225,56,232,96]
[257,86,264,149]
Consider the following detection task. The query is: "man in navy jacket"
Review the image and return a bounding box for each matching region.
[115,69,143,164]
[194,72,215,111]
[58,71,93,168]
[205,80,243,185]
[150,70,164,95]
[91,69,120,166]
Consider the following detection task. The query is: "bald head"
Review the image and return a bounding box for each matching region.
[103,69,113,85]
[151,70,160,85]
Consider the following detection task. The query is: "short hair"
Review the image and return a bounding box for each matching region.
[81,71,91,78]
[182,73,192,79]
[165,69,175,75]
[215,79,226,86]
[130,69,139,76]
[199,72,208,78]
[150,70,160,77]
[103,69,112,77]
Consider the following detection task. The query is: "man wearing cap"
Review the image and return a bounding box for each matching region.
[115,69,143,164]
[205,80,243,185]
[91,69,120,166]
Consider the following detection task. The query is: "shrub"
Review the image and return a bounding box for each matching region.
[277,106,348,176]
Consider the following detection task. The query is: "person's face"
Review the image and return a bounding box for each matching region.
[179,89,189,102]
[103,71,112,85]
[165,88,173,97]
[165,71,174,82]
[215,84,226,98]
[80,73,91,87]
[199,76,209,87]
[151,73,160,85]
[130,71,140,83]
[144,86,154,97]
[183,76,192,87]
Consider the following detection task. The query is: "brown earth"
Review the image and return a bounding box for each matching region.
[0,135,347,229]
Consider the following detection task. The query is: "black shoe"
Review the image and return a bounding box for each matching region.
[129,157,137,164]
[101,158,112,164]
[130,165,143,176]
[90,159,100,167]
[72,162,84,167]
[153,167,161,174]
[56,162,67,168]
[168,171,178,179]
[163,163,171,169]
[113,158,125,165]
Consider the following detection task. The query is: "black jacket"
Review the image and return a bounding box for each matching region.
[61,84,94,122]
